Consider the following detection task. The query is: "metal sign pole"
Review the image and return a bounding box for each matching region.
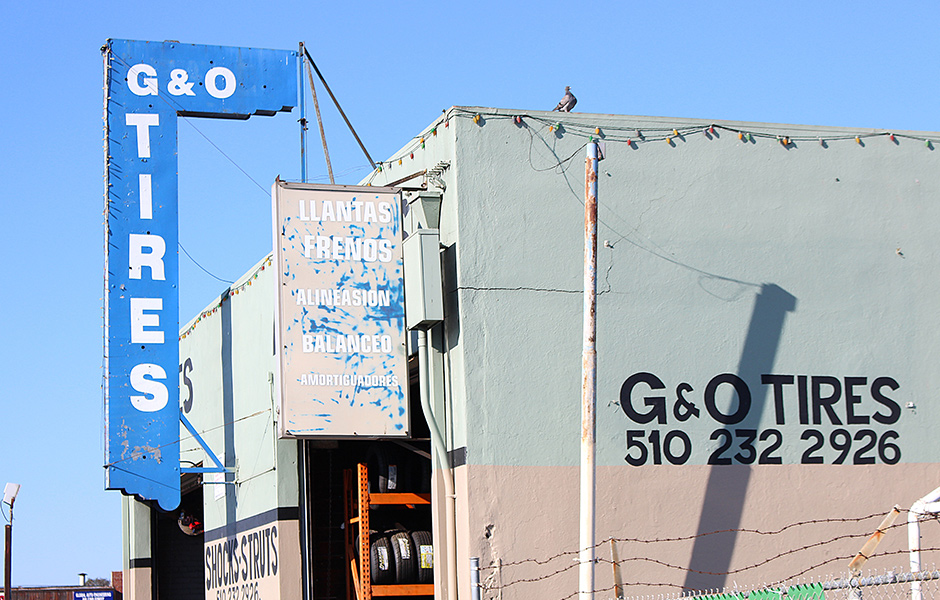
[4,521,10,600]
[4,494,14,600]
[299,42,307,182]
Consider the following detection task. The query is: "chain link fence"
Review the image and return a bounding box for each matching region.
[622,571,940,600]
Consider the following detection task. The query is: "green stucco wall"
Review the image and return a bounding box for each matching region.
[367,106,940,594]
[374,106,940,469]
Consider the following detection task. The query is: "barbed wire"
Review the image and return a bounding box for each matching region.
[477,513,939,596]
[480,511,899,572]
[482,556,940,600]
[599,521,915,577]
[768,548,940,588]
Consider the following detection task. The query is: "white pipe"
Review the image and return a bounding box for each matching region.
[909,509,922,600]
[908,486,940,600]
[470,557,481,600]
[580,141,599,600]
[418,329,458,600]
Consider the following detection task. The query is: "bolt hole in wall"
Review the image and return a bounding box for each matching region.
[306,369,433,598]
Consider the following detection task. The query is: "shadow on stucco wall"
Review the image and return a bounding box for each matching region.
[683,283,797,591]
[220,289,238,524]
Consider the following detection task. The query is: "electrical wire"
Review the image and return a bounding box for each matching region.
[107,51,273,197]
[102,408,270,469]
[178,241,234,284]
[307,163,371,182]
[179,117,269,195]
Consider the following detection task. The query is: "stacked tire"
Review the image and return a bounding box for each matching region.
[362,444,433,584]
[366,445,400,493]
[366,444,431,494]
[369,532,395,584]
[411,530,434,584]
[366,529,433,584]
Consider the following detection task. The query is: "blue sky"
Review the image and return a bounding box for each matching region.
[1,0,938,586]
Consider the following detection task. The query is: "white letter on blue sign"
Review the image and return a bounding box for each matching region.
[127,64,158,96]
[205,67,237,99]
[130,298,164,344]
[129,234,166,280]
[125,113,160,158]
[130,363,168,412]
[139,174,153,219]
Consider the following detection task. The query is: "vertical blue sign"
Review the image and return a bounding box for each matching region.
[104,40,297,510]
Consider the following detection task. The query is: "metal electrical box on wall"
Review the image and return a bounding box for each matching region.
[403,229,444,330]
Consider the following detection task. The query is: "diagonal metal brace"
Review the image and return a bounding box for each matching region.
[179,414,233,474]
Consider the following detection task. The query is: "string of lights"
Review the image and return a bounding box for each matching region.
[364,106,938,186]
[101,44,114,451]
[178,255,273,340]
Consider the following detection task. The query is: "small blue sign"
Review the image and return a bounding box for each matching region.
[104,40,297,510]
[74,591,114,600]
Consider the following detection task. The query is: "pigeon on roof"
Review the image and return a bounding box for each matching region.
[553,86,577,112]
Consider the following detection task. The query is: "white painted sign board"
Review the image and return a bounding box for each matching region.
[272,181,408,438]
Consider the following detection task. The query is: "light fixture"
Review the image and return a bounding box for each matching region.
[3,483,19,506]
